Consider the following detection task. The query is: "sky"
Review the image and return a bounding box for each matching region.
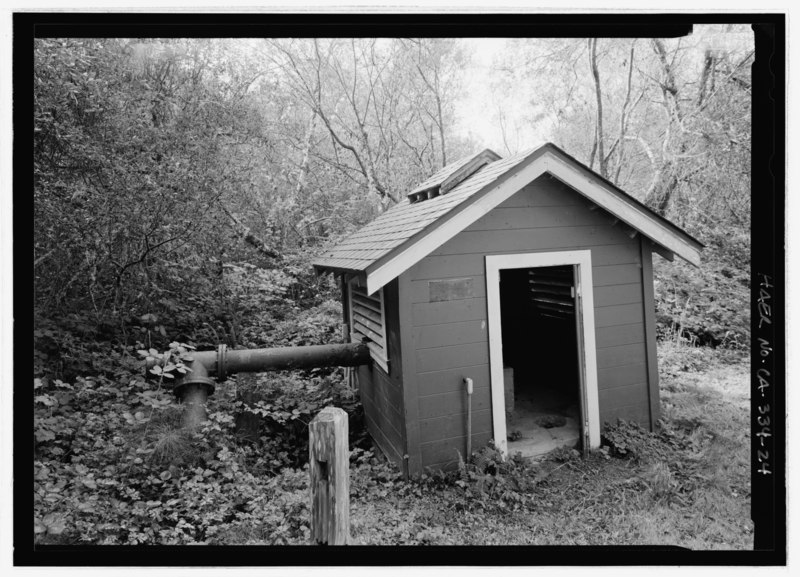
[453,26,755,157]
[455,38,551,155]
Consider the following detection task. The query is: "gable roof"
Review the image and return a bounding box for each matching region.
[313,143,704,295]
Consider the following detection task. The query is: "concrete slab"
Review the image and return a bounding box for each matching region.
[505,371,581,459]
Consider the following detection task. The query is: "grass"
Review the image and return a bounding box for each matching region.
[344,343,752,548]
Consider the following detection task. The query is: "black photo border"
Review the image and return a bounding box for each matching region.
[13,10,786,567]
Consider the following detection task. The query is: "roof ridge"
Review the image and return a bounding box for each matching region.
[313,143,703,285]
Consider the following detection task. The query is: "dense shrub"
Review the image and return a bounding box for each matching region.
[250,298,343,349]
[33,295,359,545]
[33,339,362,545]
[653,240,749,348]
[31,33,754,549]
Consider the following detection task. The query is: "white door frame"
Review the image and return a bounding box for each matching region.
[485,250,601,456]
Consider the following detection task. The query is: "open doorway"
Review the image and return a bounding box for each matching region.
[498,264,583,459]
[486,251,600,457]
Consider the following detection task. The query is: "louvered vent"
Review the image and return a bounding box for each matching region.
[407,149,500,204]
[528,267,575,320]
[349,284,389,372]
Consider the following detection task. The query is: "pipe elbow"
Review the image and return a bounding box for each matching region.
[173,358,216,399]
[464,377,474,395]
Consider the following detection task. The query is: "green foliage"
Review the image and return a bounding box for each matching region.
[265,299,343,348]
[391,442,545,515]
[32,37,471,335]
[32,35,753,548]
[642,461,679,503]
[601,419,692,464]
[232,369,366,471]
[33,322,364,545]
[36,39,256,317]
[653,243,749,349]
[32,358,314,545]
[208,467,311,545]
[546,445,582,463]
[34,327,750,547]
[658,340,722,379]
[140,340,196,381]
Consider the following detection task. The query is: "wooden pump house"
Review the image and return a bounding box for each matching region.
[313,143,703,476]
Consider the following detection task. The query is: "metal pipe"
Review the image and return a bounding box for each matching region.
[173,359,215,429]
[464,377,474,458]
[148,342,371,377]
[149,342,371,429]
[192,342,371,377]
[180,383,211,429]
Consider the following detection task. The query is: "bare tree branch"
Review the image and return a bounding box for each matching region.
[588,38,607,177]
[217,201,281,260]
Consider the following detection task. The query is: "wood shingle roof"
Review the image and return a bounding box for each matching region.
[312,148,534,273]
[313,143,704,294]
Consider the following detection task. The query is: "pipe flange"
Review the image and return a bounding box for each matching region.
[216,344,228,381]
[173,375,216,399]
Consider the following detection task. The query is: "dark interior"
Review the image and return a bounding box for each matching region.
[499,265,582,457]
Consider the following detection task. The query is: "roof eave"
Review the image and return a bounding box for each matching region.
[361,146,703,294]
[311,262,366,276]
[540,148,703,267]
[542,143,706,250]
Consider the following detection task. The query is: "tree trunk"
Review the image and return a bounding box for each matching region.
[697,49,716,107]
[435,89,447,168]
[218,202,281,260]
[294,111,317,199]
[646,39,688,215]
[588,38,607,178]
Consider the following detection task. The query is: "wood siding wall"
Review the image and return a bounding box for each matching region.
[406,175,654,470]
[353,278,407,471]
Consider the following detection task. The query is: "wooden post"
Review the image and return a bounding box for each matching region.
[309,407,349,545]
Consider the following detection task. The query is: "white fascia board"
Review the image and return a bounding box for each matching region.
[366,154,549,294]
[365,149,700,295]
[542,153,702,267]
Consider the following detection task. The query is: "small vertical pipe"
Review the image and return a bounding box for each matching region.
[341,322,353,390]
[464,377,474,458]
[340,274,354,390]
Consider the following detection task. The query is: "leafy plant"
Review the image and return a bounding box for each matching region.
[642,461,678,502]
[653,245,749,349]
[138,340,196,381]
